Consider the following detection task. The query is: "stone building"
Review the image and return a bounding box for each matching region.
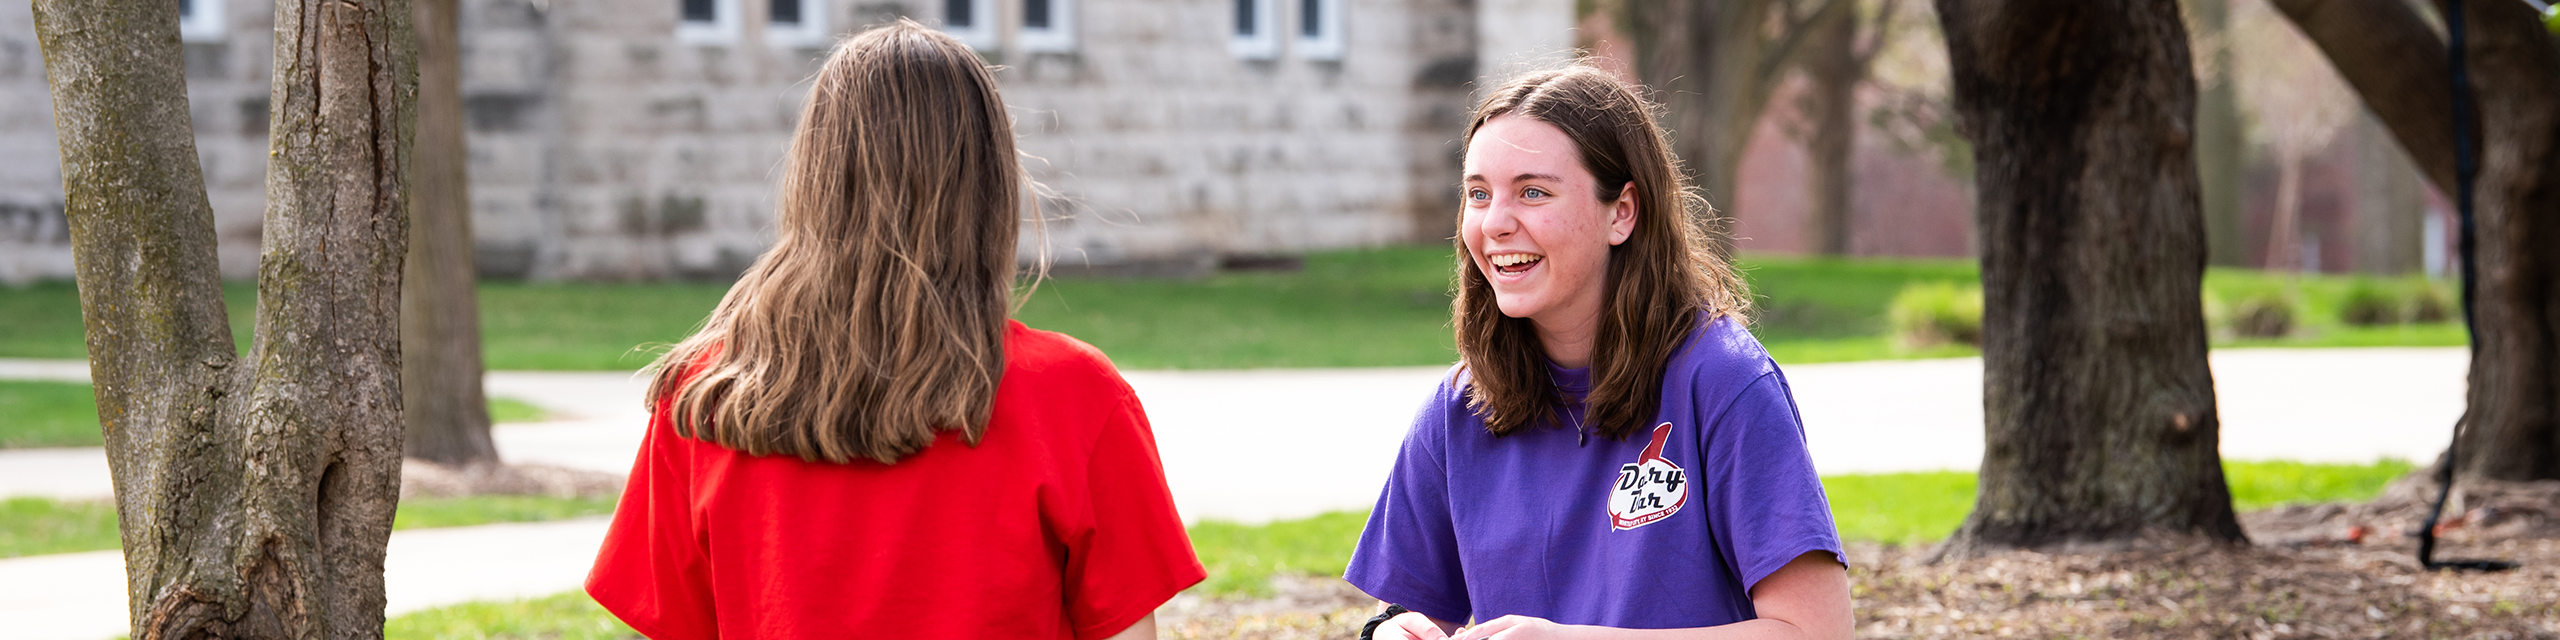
[0,0,1577,282]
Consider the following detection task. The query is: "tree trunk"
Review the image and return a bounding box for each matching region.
[1624,0,1829,257]
[2273,0,2560,481]
[2190,0,2248,267]
[1933,0,2245,557]
[2440,0,2560,482]
[2265,150,2304,272]
[1802,2,1859,256]
[404,0,499,467]
[35,0,416,637]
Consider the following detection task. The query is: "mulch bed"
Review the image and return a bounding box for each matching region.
[1161,476,2560,639]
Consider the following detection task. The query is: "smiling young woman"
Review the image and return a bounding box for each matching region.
[1345,66,1853,640]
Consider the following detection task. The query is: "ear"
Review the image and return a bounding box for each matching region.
[1606,182,1637,245]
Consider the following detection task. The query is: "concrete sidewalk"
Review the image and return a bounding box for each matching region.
[0,348,2473,640]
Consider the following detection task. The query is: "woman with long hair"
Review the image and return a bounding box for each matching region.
[586,21,1203,639]
[1346,66,1852,639]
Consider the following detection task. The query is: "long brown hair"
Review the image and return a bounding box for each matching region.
[645,20,1019,464]
[1455,66,1752,440]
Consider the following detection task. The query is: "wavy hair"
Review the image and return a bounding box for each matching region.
[645,20,1019,464]
[1455,65,1753,440]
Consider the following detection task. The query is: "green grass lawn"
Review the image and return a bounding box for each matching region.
[0,495,618,559]
[0,248,2472,372]
[0,385,553,450]
[0,380,101,448]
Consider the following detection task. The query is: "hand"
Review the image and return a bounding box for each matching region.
[1377,611,1454,640]
[1451,615,1572,640]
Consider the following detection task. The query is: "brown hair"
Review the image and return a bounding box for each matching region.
[645,20,1020,464]
[1454,65,1752,440]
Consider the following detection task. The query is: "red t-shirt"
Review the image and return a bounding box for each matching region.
[587,321,1206,639]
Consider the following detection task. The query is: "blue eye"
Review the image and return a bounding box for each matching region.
[1467,188,1490,203]
[1524,187,1549,199]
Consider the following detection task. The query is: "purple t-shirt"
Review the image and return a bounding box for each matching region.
[1344,316,1843,628]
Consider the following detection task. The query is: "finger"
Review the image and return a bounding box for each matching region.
[1391,613,1448,640]
[1453,617,1513,640]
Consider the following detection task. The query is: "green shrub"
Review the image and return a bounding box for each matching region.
[2338,279,2402,326]
[1886,282,1983,350]
[2226,288,2296,338]
[2408,279,2455,324]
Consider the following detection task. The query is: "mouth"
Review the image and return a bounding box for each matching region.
[1487,252,1544,276]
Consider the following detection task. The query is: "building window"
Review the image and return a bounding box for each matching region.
[1295,0,1342,60]
[179,0,227,42]
[1230,0,1277,59]
[767,0,829,47]
[677,0,740,44]
[938,0,996,49]
[1019,0,1075,52]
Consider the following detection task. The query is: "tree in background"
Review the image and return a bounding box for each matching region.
[2273,0,2559,482]
[1933,0,2246,557]
[34,0,414,636]
[1616,0,1833,255]
[2231,0,2359,273]
[404,0,500,467]
[1796,0,1904,256]
[2188,0,2252,267]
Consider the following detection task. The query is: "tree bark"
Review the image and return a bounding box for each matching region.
[1801,1,1860,256]
[2190,0,2248,267]
[36,0,416,637]
[2439,0,2560,482]
[1934,0,2245,557]
[1624,0,1832,257]
[404,0,499,467]
[2274,0,2560,481]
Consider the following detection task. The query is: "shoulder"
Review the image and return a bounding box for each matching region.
[1664,314,1787,418]
[1004,320,1128,391]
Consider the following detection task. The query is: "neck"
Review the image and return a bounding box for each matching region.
[1532,313,1600,369]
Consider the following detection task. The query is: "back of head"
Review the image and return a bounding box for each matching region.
[649,20,1019,464]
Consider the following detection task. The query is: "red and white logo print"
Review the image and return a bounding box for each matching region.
[1609,422,1689,530]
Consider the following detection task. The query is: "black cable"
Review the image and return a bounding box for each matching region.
[2413,0,2516,573]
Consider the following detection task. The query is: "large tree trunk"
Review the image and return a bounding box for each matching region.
[35,0,416,637]
[1801,2,1860,256]
[2190,0,2248,267]
[1624,0,1831,256]
[2273,0,2560,481]
[404,0,499,467]
[1934,0,2245,557]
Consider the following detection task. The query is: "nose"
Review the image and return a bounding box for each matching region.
[1477,195,1521,239]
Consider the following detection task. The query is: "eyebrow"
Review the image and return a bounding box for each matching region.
[1461,173,1568,184]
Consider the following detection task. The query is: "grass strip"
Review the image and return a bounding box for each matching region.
[384,591,637,640]
[487,397,550,423]
[0,495,620,559]
[0,381,103,448]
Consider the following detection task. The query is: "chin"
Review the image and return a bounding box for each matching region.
[1491,292,1543,319]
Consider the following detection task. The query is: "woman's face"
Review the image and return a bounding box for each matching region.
[1461,114,1637,332]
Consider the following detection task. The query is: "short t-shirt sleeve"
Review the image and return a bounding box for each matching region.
[1699,371,1847,592]
[1343,381,1472,623]
[1062,385,1207,640]
[586,393,719,640]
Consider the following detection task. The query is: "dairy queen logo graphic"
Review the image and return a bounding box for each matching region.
[1609,422,1689,530]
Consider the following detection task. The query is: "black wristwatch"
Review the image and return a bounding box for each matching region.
[1359,604,1412,640]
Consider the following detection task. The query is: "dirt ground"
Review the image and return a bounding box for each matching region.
[1159,476,2560,639]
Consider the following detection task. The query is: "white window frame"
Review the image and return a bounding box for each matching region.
[179,0,227,43]
[765,0,830,47]
[937,0,998,50]
[677,0,742,45]
[1230,0,1278,59]
[1293,0,1342,61]
[1018,0,1076,53]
